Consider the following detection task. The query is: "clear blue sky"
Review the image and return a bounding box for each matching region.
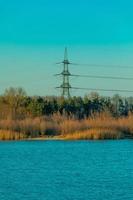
[0,0,133,96]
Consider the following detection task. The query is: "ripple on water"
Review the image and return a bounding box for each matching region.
[0,140,133,200]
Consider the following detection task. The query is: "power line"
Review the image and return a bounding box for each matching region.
[70,74,133,80]
[71,87,133,93]
[56,73,133,81]
[56,86,133,93]
[56,62,133,68]
[55,49,133,97]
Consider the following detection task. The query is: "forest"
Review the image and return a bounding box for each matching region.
[0,87,133,140]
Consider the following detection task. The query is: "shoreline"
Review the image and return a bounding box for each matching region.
[0,134,133,141]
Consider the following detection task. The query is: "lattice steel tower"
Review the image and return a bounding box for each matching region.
[56,48,71,98]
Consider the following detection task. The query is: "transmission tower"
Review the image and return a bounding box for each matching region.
[55,48,133,97]
[56,48,71,98]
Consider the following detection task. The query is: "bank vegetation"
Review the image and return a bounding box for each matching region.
[0,87,133,140]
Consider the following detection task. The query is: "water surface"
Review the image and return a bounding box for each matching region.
[0,140,133,200]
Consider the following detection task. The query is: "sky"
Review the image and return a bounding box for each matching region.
[0,0,133,96]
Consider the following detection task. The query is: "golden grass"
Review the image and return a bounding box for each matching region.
[0,130,25,140]
[62,129,122,140]
[58,112,133,139]
[0,112,133,140]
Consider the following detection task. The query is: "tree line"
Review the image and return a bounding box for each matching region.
[0,87,133,119]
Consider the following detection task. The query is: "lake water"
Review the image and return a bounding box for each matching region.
[0,140,133,200]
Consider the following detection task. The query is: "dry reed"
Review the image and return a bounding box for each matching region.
[0,112,133,140]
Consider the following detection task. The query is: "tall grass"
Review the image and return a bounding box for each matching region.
[0,130,24,140]
[62,129,122,140]
[0,112,133,140]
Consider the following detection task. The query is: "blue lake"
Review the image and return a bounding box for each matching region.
[0,140,133,200]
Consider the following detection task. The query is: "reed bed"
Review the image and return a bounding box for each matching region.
[62,129,122,140]
[0,130,25,140]
[0,113,133,140]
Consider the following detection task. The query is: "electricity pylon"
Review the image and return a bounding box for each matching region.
[56,48,71,98]
[55,49,133,97]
